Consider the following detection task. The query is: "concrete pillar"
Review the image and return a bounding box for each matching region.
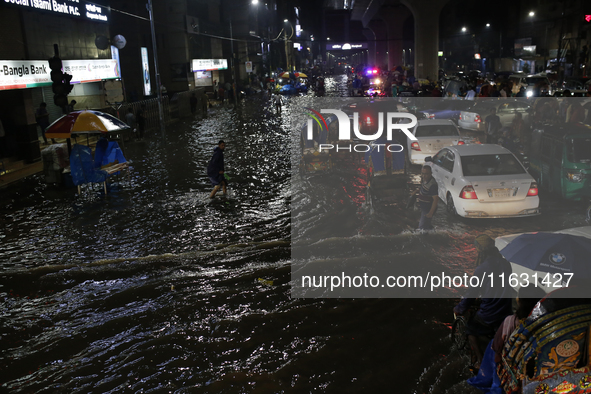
[401,0,447,80]
[362,28,377,66]
[368,20,388,68]
[380,6,412,71]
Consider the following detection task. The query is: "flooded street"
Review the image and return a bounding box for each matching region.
[1,77,589,393]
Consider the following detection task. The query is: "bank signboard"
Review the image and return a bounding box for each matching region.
[191,59,228,72]
[3,0,111,23]
[0,59,120,90]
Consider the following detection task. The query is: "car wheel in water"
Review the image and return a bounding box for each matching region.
[447,193,458,216]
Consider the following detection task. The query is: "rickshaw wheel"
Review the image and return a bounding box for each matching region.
[451,316,471,357]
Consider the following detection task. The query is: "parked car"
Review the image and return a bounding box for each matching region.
[406,119,468,165]
[458,98,531,132]
[528,124,591,201]
[424,144,540,218]
[508,74,552,97]
[418,99,475,123]
[556,77,591,95]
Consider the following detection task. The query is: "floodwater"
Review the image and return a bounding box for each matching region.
[1,78,588,393]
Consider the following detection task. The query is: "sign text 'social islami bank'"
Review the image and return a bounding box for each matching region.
[304,109,417,153]
[4,0,110,23]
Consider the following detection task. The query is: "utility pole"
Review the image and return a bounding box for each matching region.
[147,0,165,135]
[285,30,290,71]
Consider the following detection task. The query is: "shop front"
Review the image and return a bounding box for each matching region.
[191,59,228,95]
[0,58,120,162]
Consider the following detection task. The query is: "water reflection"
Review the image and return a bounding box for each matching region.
[1,79,589,392]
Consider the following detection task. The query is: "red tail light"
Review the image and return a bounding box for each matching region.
[475,115,482,123]
[411,142,421,151]
[460,185,478,199]
[527,182,538,196]
[457,141,465,145]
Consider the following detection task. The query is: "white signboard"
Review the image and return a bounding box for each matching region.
[141,47,151,96]
[245,61,253,73]
[63,59,120,83]
[0,59,119,91]
[191,59,228,71]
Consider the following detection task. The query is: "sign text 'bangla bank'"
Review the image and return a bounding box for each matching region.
[0,59,120,90]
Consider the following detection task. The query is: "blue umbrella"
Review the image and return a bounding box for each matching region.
[500,232,591,277]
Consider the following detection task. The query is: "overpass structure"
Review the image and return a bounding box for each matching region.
[350,0,449,79]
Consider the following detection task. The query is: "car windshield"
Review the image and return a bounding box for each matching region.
[567,138,591,163]
[415,125,459,137]
[524,77,547,86]
[466,102,494,112]
[461,154,526,176]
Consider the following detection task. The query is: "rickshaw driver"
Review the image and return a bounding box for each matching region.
[453,235,514,370]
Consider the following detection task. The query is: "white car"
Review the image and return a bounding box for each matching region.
[425,144,540,218]
[495,226,591,293]
[406,119,467,165]
[457,99,531,132]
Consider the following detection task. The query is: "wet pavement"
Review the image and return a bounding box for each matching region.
[1,77,589,393]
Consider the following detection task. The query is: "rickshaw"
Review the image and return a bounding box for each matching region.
[498,295,591,394]
[363,132,406,206]
[298,114,339,174]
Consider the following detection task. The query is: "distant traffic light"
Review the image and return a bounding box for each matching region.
[48,55,73,108]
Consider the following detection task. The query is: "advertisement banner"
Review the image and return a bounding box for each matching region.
[110,45,122,79]
[0,59,119,91]
[194,71,212,87]
[245,61,253,73]
[141,47,151,96]
[63,59,120,83]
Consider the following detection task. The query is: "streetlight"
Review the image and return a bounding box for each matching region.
[461,27,467,32]
[327,37,331,41]
[251,0,258,4]
[528,11,535,17]
[486,23,490,27]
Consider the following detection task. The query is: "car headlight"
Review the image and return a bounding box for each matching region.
[566,171,584,183]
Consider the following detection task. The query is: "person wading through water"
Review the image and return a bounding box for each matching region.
[207,140,227,198]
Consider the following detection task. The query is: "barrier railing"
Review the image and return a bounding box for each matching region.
[106,88,208,131]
